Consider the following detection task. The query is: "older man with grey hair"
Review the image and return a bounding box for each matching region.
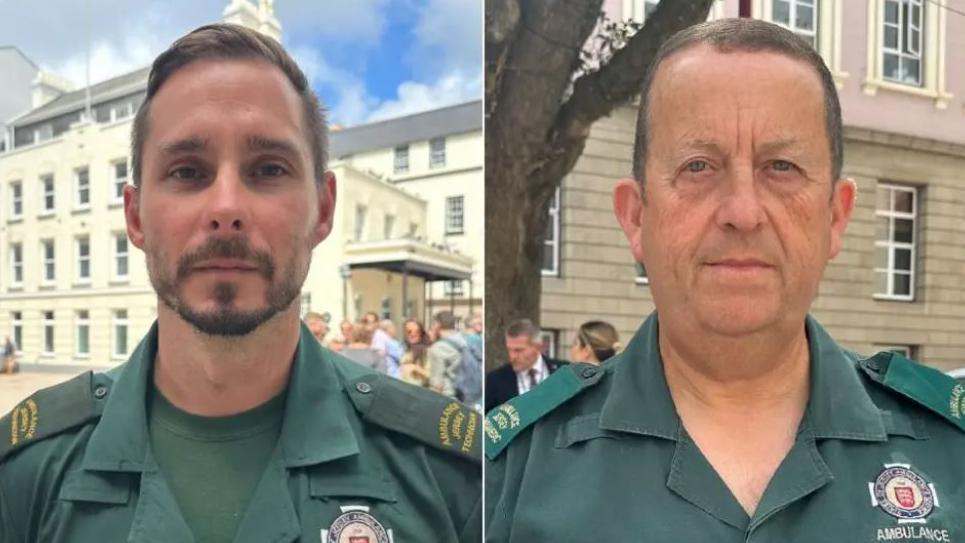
[485,18,965,541]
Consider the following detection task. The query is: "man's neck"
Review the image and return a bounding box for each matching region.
[153,302,301,417]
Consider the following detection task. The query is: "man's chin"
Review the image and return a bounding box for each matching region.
[177,306,278,337]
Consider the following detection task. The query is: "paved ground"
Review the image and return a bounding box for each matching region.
[0,363,110,414]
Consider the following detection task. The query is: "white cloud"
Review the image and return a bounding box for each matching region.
[367,69,481,122]
[51,33,163,87]
[289,45,378,127]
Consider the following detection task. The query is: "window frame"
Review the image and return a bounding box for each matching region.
[75,310,90,358]
[39,174,55,215]
[873,183,917,302]
[354,205,367,242]
[445,195,465,236]
[9,180,23,220]
[10,311,22,354]
[41,239,56,285]
[42,310,55,356]
[112,160,128,204]
[113,309,129,359]
[753,0,848,88]
[9,243,23,287]
[393,144,410,174]
[75,236,91,284]
[429,137,446,169]
[74,166,91,210]
[113,233,129,281]
[542,187,561,277]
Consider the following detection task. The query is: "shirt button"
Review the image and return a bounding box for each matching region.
[356,382,373,394]
[866,359,881,372]
[93,386,108,399]
[581,367,598,379]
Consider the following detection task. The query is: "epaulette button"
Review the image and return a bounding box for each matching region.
[93,386,108,399]
[581,367,598,379]
[866,359,881,372]
[356,382,373,394]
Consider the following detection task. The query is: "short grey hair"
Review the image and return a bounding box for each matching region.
[633,18,842,184]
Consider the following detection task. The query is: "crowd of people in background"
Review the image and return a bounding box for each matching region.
[304,309,621,413]
[304,310,484,410]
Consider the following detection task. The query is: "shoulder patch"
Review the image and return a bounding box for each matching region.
[485,362,605,460]
[0,371,109,462]
[345,373,481,463]
[860,351,965,433]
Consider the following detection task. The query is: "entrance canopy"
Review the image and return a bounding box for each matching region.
[343,238,473,281]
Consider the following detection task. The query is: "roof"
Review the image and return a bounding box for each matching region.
[0,46,39,71]
[331,100,481,158]
[12,66,149,127]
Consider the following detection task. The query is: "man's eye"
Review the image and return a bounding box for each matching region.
[254,164,287,177]
[685,160,708,173]
[771,160,795,172]
[170,166,201,180]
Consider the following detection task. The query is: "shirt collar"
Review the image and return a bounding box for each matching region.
[597,313,887,442]
[83,321,360,472]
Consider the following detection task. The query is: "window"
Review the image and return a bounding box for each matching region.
[540,329,559,358]
[40,174,55,214]
[409,222,419,237]
[384,214,395,239]
[445,195,465,235]
[41,239,55,283]
[111,102,133,122]
[393,145,409,174]
[874,183,917,300]
[635,261,649,285]
[445,280,464,297]
[114,233,129,280]
[76,236,91,283]
[542,187,561,276]
[113,309,129,358]
[75,167,90,209]
[9,243,22,286]
[9,181,22,219]
[34,124,53,144]
[11,312,22,353]
[354,205,367,242]
[42,311,55,355]
[623,0,660,22]
[76,310,90,356]
[771,0,817,46]
[863,0,949,107]
[429,137,446,168]
[882,0,922,85]
[112,161,128,202]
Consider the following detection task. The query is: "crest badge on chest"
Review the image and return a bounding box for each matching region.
[322,505,393,543]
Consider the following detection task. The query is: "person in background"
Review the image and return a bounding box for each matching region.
[328,319,354,352]
[361,311,397,377]
[340,327,386,373]
[1,336,18,375]
[569,320,621,365]
[303,312,329,345]
[400,319,432,387]
[379,318,405,379]
[428,311,465,397]
[484,319,566,412]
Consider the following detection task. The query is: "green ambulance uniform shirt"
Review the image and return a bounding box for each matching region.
[485,313,965,542]
[0,322,482,543]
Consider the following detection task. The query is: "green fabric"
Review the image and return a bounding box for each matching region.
[486,313,965,542]
[0,322,481,543]
[147,385,285,543]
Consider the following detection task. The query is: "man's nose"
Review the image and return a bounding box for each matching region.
[204,167,251,235]
[714,165,765,232]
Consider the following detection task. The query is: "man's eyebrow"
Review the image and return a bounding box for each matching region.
[160,137,207,155]
[248,135,299,154]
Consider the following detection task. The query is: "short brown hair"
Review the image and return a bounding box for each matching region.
[131,23,328,187]
[634,18,842,184]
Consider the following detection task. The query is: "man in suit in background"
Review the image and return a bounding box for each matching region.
[485,319,565,412]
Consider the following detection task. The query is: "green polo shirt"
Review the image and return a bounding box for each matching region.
[0,322,481,543]
[485,313,965,541]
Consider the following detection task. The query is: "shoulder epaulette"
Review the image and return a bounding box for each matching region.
[859,351,965,433]
[0,371,110,462]
[345,372,481,463]
[485,362,605,460]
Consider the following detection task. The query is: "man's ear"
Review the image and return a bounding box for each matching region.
[828,178,857,260]
[311,170,337,246]
[124,184,145,250]
[613,178,647,265]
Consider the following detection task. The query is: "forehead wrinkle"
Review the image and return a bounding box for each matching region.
[248,134,300,155]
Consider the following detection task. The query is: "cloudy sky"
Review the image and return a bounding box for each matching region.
[0,0,481,127]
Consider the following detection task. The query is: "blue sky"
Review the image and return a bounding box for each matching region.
[0,0,481,126]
